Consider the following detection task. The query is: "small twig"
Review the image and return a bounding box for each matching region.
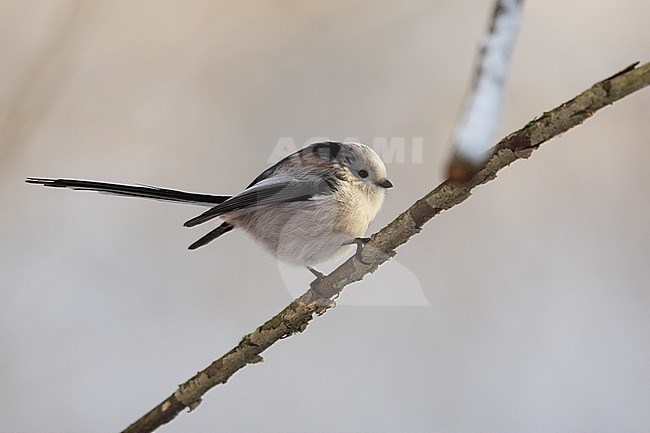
[121,62,650,433]
[448,0,524,181]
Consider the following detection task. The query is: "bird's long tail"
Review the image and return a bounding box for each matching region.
[25,177,231,207]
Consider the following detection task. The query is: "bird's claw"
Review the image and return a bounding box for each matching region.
[349,237,372,265]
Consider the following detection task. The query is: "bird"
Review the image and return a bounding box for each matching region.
[26,141,393,273]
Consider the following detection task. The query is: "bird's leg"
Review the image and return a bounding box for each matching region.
[346,237,372,265]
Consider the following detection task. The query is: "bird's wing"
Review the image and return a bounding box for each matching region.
[183,175,334,227]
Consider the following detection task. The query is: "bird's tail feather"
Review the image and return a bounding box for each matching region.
[188,222,235,250]
[26,178,231,207]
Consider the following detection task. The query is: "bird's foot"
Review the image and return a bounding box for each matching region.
[347,237,372,265]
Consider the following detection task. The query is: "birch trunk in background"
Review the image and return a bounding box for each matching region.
[448,0,524,181]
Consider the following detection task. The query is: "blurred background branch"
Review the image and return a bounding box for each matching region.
[0,0,93,163]
[448,0,523,181]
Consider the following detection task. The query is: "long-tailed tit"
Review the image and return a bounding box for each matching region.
[27,141,393,271]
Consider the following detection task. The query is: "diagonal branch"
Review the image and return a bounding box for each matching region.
[121,61,650,433]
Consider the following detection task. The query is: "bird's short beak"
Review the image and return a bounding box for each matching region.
[377,178,393,189]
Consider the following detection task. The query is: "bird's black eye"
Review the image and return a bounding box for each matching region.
[358,169,369,178]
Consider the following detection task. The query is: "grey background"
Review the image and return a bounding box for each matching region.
[1,1,649,432]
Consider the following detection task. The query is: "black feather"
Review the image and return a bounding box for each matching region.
[312,141,341,159]
[183,177,332,227]
[26,178,230,205]
[188,222,235,250]
[246,141,342,188]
